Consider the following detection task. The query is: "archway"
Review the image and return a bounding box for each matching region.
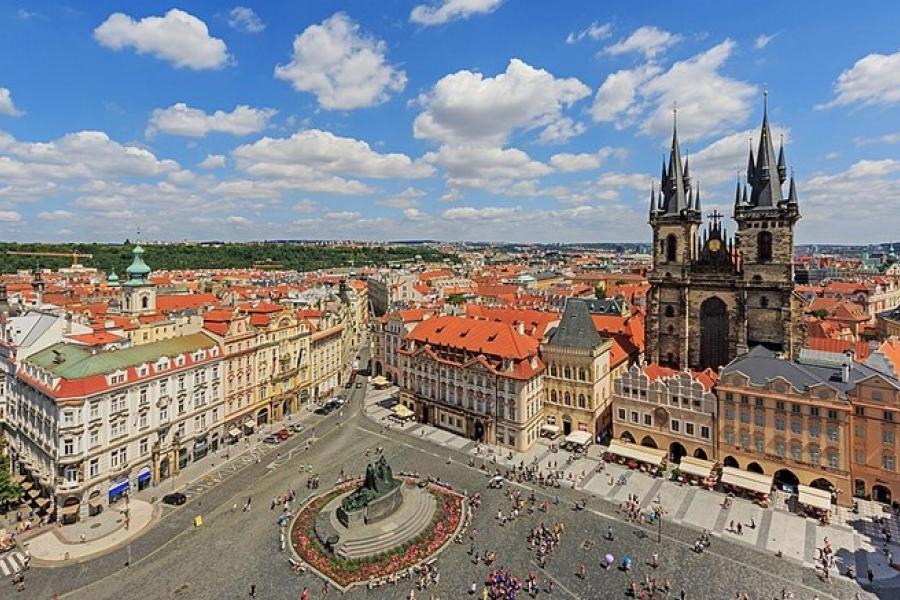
[640,436,658,449]
[723,455,739,469]
[473,420,484,442]
[562,415,573,436]
[747,462,764,474]
[810,478,835,493]
[692,448,708,460]
[620,431,635,443]
[700,297,729,370]
[774,469,800,492]
[873,485,892,504]
[282,398,292,418]
[669,442,687,463]
[374,361,383,377]
[257,407,269,426]
[159,457,170,481]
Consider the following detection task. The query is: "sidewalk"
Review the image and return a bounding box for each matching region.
[25,499,155,563]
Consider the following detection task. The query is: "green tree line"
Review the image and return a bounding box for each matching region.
[0,243,454,274]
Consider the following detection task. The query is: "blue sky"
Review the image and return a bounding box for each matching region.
[1,1,899,244]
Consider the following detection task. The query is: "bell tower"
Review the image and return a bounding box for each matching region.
[647,110,701,368]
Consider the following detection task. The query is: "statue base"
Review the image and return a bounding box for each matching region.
[336,482,403,528]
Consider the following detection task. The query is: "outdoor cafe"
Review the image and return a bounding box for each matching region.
[604,439,667,476]
[719,466,773,507]
[563,430,593,453]
[674,456,718,489]
[390,403,416,422]
[797,484,833,523]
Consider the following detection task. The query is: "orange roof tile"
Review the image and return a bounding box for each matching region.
[405,315,539,360]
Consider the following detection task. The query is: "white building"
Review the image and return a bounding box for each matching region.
[6,332,224,524]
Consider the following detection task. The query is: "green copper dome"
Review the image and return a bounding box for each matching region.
[107,270,120,287]
[124,244,152,286]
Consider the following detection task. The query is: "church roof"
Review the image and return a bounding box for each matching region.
[547,298,604,349]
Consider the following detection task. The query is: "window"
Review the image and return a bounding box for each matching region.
[63,410,74,426]
[755,397,764,408]
[740,411,750,424]
[671,419,680,433]
[741,395,749,404]
[855,449,865,464]
[740,433,749,449]
[90,429,100,448]
[725,392,734,402]
[827,449,839,469]
[757,230,773,262]
[754,435,764,452]
[872,391,883,402]
[774,441,785,457]
[63,438,74,456]
[685,422,695,436]
[140,438,149,455]
[775,401,785,411]
[791,444,801,462]
[791,420,802,435]
[65,466,78,483]
[725,407,735,420]
[791,403,801,414]
[883,454,896,472]
[159,406,169,424]
[90,402,100,419]
[755,413,765,427]
[810,421,821,438]
[578,394,586,409]
[643,413,652,426]
[725,430,734,445]
[139,413,148,430]
[89,458,99,478]
[664,305,675,318]
[760,296,769,308]
[666,234,677,262]
[775,416,786,431]
[809,446,821,464]
[700,425,710,439]
[630,411,639,424]
[884,428,895,445]
[178,398,185,415]
[855,406,865,417]
[885,411,895,422]
[617,408,626,421]
[809,406,820,417]
[550,390,557,403]
[827,409,838,420]
[827,425,839,442]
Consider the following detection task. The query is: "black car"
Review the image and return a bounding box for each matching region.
[162,492,187,506]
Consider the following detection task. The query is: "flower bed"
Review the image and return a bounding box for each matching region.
[290,479,464,587]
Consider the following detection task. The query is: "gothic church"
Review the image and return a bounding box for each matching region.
[645,100,806,370]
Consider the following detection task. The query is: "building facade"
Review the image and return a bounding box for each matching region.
[645,105,805,371]
[398,315,544,452]
[612,363,718,462]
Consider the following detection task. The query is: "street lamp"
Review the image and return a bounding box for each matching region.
[652,494,666,544]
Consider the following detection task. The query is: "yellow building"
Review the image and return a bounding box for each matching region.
[251,307,310,425]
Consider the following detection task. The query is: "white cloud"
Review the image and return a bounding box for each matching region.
[38,210,73,220]
[566,21,612,44]
[590,64,660,125]
[233,129,433,182]
[443,205,522,221]
[274,13,406,110]
[536,117,586,145]
[593,40,757,141]
[0,88,23,116]
[753,33,777,49]
[292,199,319,213]
[549,148,622,173]
[403,207,429,221]
[603,26,681,59]
[424,144,550,191]
[94,9,230,70]
[854,132,900,146]
[147,103,276,137]
[324,210,362,221]
[0,211,22,222]
[690,125,790,185]
[225,215,250,225]
[818,49,900,109]
[410,0,503,26]
[228,6,265,33]
[198,154,226,169]
[377,187,426,209]
[414,58,590,145]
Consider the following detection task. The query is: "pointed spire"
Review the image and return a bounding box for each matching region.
[742,184,748,205]
[746,137,755,182]
[748,90,784,207]
[734,176,742,206]
[683,153,691,183]
[659,104,690,217]
[788,168,798,204]
[776,134,787,184]
[649,182,658,215]
[694,180,701,212]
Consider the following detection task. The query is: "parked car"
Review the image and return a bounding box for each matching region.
[334,396,347,406]
[355,381,363,389]
[162,492,187,506]
[263,434,280,444]
[315,404,333,415]
[276,429,292,440]
[291,423,305,433]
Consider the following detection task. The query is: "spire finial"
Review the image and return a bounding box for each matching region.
[763,87,768,117]
[673,100,678,127]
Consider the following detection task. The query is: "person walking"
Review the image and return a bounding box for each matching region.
[249,583,256,597]
[300,587,308,600]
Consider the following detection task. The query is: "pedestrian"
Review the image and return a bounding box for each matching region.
[729,520,735,532]
[737,522,743,535]
[680,590,686,600]
[607,525,614,540]
[249,583,256,597]
[301,586,308,600]
[749,517,756,529]
[868,568,874,584]
[79,533,86,543]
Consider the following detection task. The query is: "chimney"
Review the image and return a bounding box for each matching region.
[841,360,851,384]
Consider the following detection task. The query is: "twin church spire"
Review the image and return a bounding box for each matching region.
[650,107,701,219]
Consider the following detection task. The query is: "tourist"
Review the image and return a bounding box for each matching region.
[248,583,256,597]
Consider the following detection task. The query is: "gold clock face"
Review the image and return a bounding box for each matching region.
[708,239,722,252]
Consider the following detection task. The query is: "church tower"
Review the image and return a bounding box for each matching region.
[646,112,702,368]
[733,93,802,357]
[121,244,157,316]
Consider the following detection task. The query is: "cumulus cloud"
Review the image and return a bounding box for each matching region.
[293,199,319,213]
[147,103,276,137]
[0,211,22,223]
[414,58,590,145]
[228,6,265,33]
[403,207,429,221]
[94,9,230,70]
[275,13,406,110]
[377,187,426,209]
[690,125,790,185]
[443,205,522,220]
[0,88,23,116]
[854,132,900,146]
[198,154,227,169]
[424,145,550,192]
[410,0,503,26]
[566,21,612,44]
[603,26,681,59]
[536,117,586,145]
[225,215,250,225]
[549,148,622,173]
[818,49,900,109]
[592,40,757,142]
[38,210,73,220]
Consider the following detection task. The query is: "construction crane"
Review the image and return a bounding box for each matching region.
[7,250,94,269]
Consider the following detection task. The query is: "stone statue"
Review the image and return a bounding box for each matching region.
[340,456,400,513]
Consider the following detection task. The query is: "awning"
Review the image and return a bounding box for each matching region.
[60,503,80,516]
[228,427,242,438]
[137,471,152,483]
[108,480,130,498]
[36,497,51,508]
[20,480,33,492]
[12,474,25,484]
[89,496,104,508]
[391,404,414,419]
[27,488,41,499]
[565,431,593,446]
[193,439,208,451]
[371,375,390,386]
[678,456,716,479]
[719,467,772,496]
[798,485,832,511]
[607,439,667,467]
[540,424,560,434]
[243,420,256,431]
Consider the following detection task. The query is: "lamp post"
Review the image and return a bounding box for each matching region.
[652,494,666,544]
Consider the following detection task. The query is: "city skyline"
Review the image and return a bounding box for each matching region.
[1,1,899,243]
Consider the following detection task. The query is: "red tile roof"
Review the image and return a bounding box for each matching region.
[157,293,218,313]
[405,315,539,360]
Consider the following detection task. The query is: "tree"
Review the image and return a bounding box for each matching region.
[594,284,606,299]
[0,464,22,505]
[446,293,466,305]
[811,309,829,320]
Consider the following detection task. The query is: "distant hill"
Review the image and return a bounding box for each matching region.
[0,242,454,274]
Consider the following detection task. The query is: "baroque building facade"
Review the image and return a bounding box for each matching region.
[645,102,805,371]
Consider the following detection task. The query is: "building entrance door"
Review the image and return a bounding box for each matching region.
[700,297,729,370]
